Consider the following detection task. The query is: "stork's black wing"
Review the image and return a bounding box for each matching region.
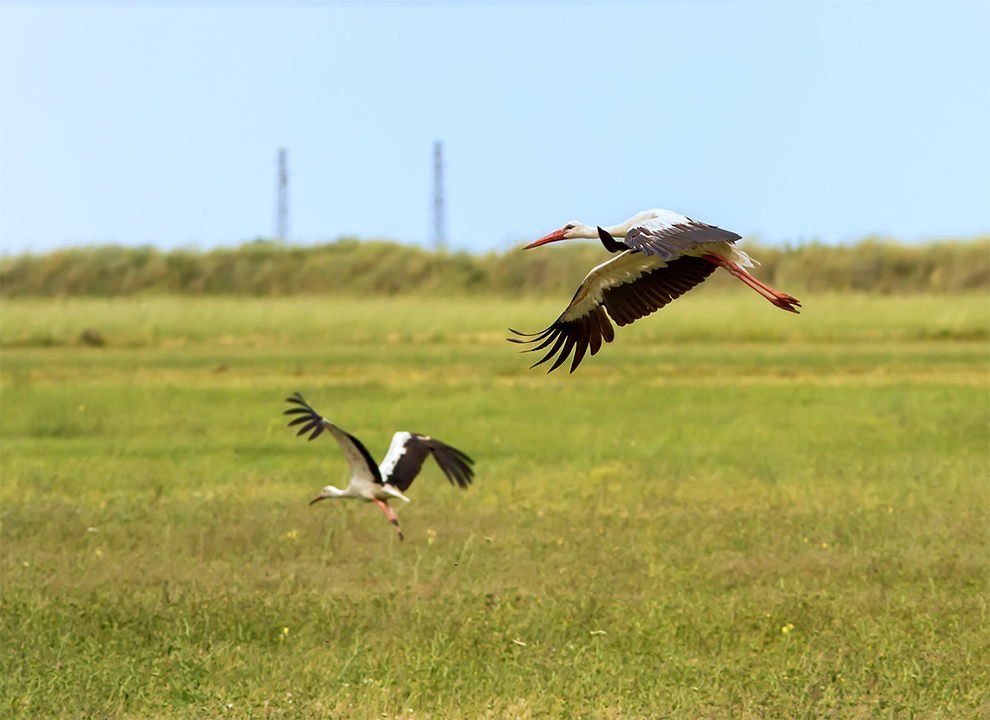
[379,432,474,493]
[508,252,716,373]
[622,216,741,261]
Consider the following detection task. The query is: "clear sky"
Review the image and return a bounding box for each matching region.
[0,0,987,255]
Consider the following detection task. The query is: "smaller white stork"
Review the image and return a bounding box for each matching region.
[285,393,474,541]
[510,209,801,373]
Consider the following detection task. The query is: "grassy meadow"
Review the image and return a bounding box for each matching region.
[1,290,988,718]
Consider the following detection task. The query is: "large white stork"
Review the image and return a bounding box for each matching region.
[509,209,800,372]
[284,393,474,541]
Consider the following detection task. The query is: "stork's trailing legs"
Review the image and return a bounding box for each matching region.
[373,498,404,541]
[702,252,801,313]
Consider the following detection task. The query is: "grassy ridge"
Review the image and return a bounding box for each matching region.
[1,235,987,297]
[1,294,988,718]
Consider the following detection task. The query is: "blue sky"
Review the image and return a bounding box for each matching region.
[1,0,987,254]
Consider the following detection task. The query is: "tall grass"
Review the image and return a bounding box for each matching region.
[1,235,987,297]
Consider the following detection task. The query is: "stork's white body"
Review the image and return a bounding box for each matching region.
[597,209,724,240]
[316,426,412,503]
[316,476,410,503]
[557,208,755,267]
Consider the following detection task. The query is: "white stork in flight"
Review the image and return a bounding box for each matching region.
[509,209,801,373]
[284,393,474,541]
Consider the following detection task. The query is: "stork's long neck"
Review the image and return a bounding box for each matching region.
[311,483,356,505]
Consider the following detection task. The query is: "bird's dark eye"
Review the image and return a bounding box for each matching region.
[564,224,574,230]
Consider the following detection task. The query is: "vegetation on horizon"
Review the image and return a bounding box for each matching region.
[1,235,987,297]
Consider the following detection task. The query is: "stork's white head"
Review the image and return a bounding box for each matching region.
[310,485,345,504]
[524,221,596,249]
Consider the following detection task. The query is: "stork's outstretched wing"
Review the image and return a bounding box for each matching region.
[378,432,474,493]
[284,393,383,485]
[508,251,716,373]
[620,211,742,261]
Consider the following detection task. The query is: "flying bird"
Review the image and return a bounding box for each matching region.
[284,393,474,541]
[509,209,800,372]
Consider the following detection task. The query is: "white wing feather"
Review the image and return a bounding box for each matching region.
[378,431,413,482]
[559,251,668,323]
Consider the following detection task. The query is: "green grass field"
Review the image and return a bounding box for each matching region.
[1,291,987,718]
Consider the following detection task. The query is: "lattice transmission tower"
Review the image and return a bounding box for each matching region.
[275,148,289,242]
[431,141,446,250]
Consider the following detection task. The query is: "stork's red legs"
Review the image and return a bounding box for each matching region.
[373,498,404,541]
[702,252,801,313]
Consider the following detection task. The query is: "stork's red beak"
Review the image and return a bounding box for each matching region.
[309,492,328,505]
[523,229,566,250]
